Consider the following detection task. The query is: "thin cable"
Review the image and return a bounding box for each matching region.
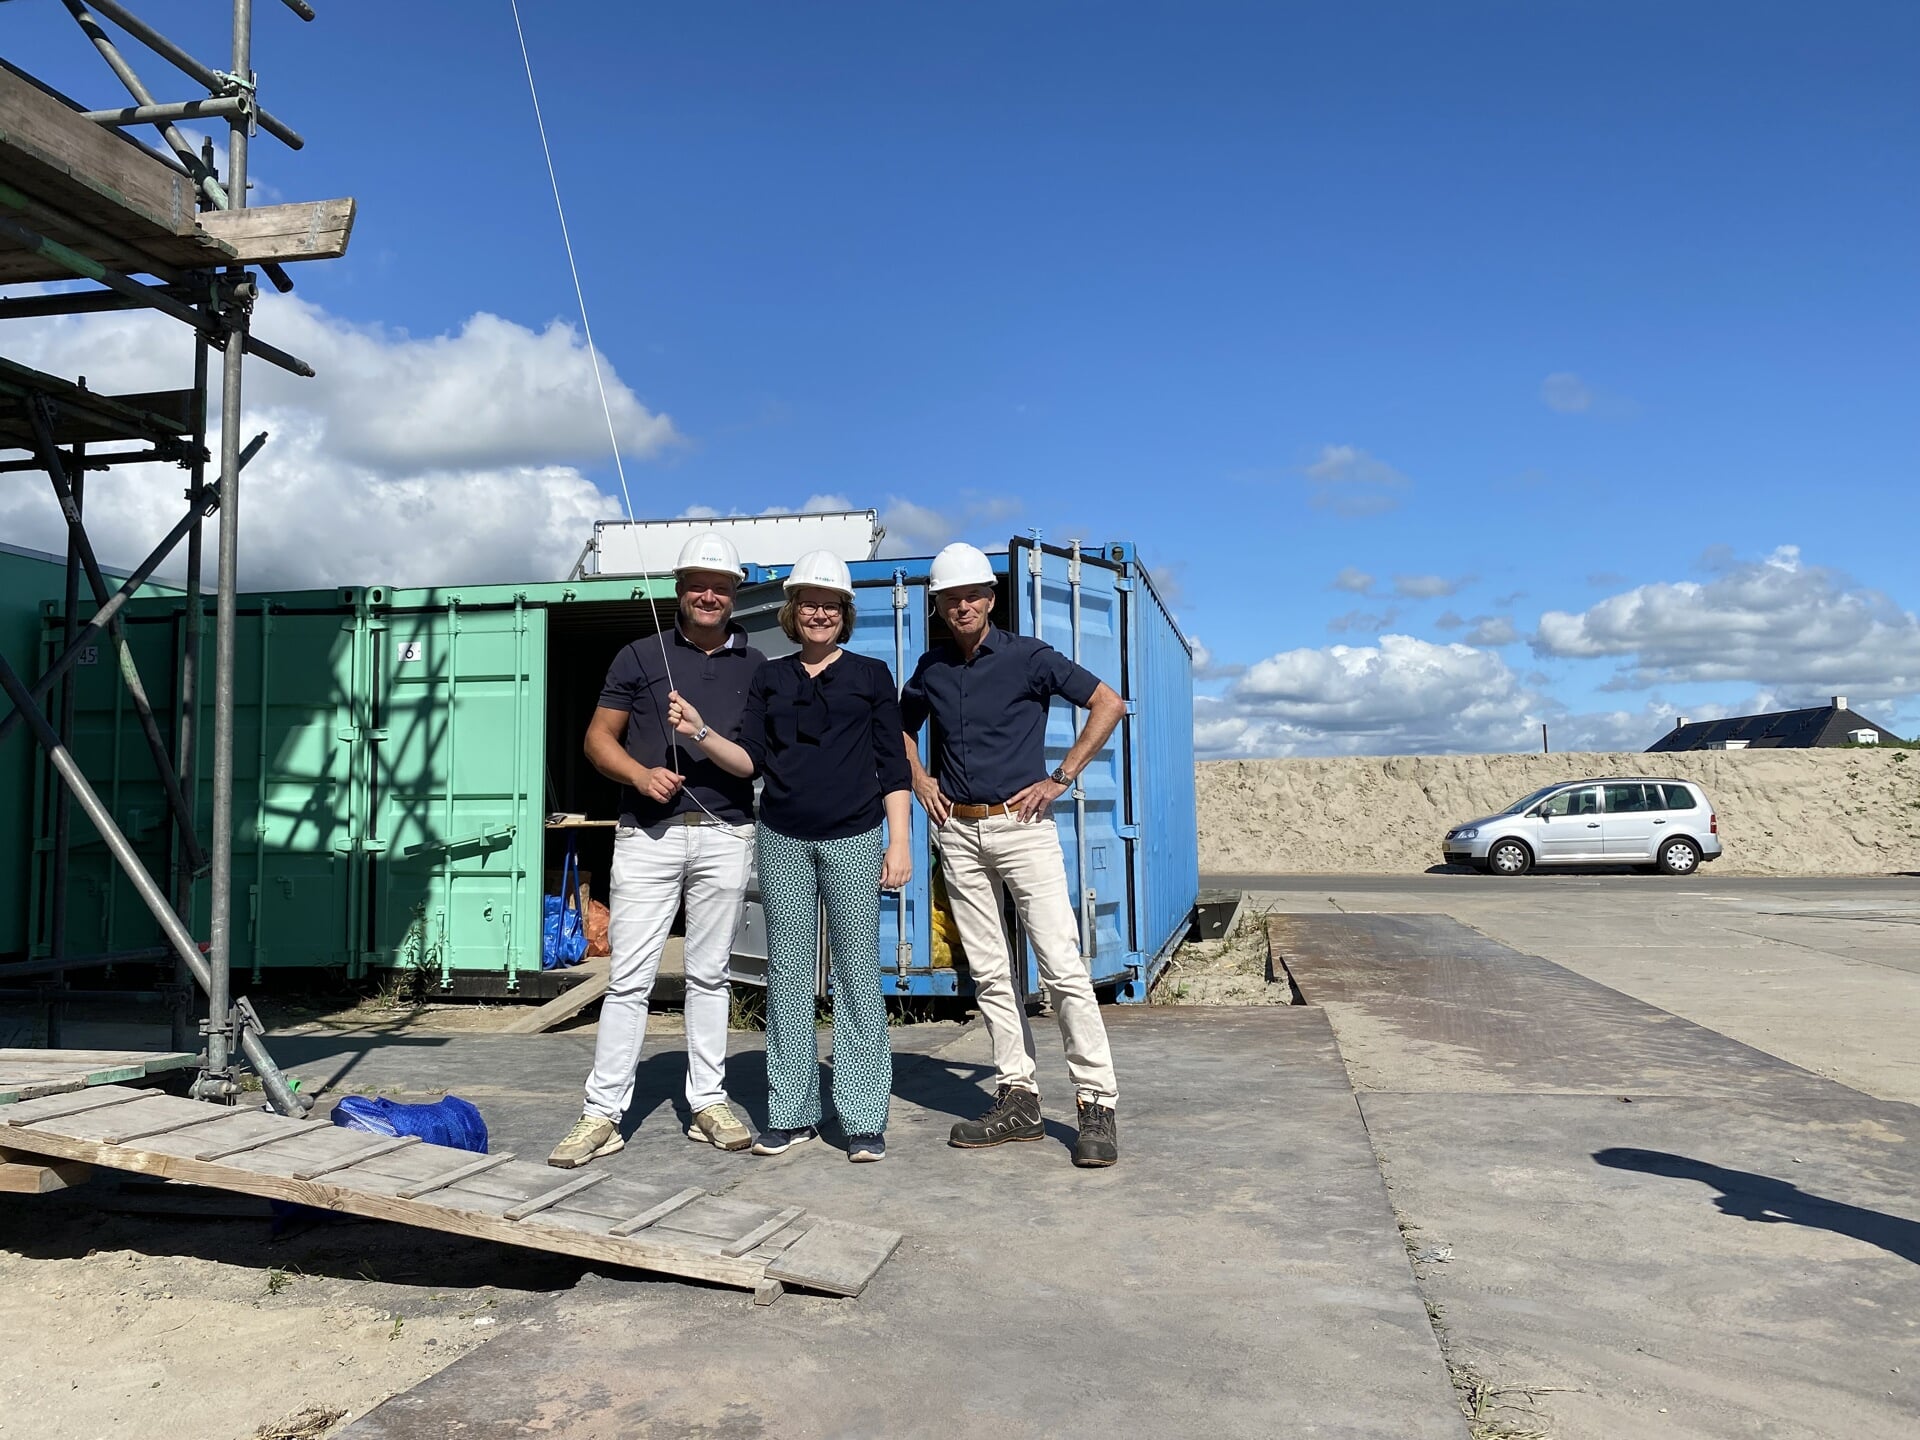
[509,3,747,836]
[509,0,638,527]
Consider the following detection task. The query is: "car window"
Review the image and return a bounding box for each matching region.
[1661,783,1697,810]
[1503,785,1560,814]
[1540,786,1597,818]
[1604,783,1649,813]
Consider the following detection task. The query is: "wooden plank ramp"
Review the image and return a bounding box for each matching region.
[499,954,611,1035]
[0,1048,197,1105]
[0,1085,902,1301]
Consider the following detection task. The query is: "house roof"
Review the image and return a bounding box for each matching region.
[1647,703,1903,752]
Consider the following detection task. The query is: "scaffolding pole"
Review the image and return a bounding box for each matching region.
[0,0,337,1110]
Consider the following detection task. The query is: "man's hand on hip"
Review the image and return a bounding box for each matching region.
[1009,777,1068,822]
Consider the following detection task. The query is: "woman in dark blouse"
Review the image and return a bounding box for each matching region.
[668,551,911,1162]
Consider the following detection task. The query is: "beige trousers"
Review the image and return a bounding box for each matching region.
[935,813,1117,1104]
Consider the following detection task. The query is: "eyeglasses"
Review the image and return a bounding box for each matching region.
[797,600,844,616]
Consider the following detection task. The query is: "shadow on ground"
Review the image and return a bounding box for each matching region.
[1595,1147,1920,1267]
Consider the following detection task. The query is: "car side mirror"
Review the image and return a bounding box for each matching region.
[1533,809,1548,821]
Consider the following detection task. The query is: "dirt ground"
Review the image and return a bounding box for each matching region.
[0,984,643,1440]
[0,1175,584,1440]
[1152,900,1293,1006]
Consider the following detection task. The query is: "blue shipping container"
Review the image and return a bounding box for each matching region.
[749,537,1196,1003]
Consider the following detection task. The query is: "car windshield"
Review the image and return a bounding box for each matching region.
[1500,785,1562,815]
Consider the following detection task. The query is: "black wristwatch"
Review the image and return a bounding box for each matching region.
[1050,765,1072,786]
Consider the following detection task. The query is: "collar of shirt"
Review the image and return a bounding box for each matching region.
[943,624,1002,665]
[671,623,747,655]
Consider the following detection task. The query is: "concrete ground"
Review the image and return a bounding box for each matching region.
[8,873,1917,1437]
[1250,897,1920,1440]
[308,1011,1465,1439]
[1210,873,1920,1104]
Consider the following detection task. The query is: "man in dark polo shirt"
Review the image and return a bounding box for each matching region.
[548,532,766,1168]
[900,542,1130,1167]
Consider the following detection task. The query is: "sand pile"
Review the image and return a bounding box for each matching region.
[1198,748,1920,876]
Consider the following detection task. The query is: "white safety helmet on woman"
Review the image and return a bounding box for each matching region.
[674,531,743,579]
[783,549,855,598]
[928,542,996,594]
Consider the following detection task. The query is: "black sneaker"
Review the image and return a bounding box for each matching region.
[1073,1099,1118,1168]
[948,1084,1044,1148]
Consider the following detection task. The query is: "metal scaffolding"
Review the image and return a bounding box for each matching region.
[0,0,354,1116]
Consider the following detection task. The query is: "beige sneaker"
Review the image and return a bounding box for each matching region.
[547,1114,623,1169]
[687,1102,752,1152]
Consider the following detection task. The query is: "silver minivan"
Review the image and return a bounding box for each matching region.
[1442,778,1722,876]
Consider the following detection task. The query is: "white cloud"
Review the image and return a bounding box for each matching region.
[1195,634,1542,757]
[1532,546,1920,694]
[1332,566,1375,594]
[0,295,679,589]
[1302,445,1409,517]
[1541,372,1594,413]
[1392,572,1472,600]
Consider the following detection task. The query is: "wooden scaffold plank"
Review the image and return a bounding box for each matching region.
[0,1086,905,1298]
[608,1186,706,1237]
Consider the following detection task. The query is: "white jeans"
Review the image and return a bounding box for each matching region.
[583,819,752,1123]
[936,813,1117,1104]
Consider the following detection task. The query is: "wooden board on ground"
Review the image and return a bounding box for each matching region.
[0,1048,197,1105]
[766,1218,905,1298]
[0,1086,901,1301]
[499,954,610,1035]
[0,1146,92,1194]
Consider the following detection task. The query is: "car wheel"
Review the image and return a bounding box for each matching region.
[1657,837,1701,876]
[1487,838,1532,876]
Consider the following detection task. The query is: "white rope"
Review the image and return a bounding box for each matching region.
[509,3,747,834]
[508,0,638,526]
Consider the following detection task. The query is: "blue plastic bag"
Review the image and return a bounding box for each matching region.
[331,1094,489,1153]
[542,834,588,970]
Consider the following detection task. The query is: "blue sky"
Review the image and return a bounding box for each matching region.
[5,2,1917,753]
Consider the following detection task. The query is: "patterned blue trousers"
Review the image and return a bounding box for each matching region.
[756,822,893,1137]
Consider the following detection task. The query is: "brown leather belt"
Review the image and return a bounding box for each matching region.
[948,801,1015,820]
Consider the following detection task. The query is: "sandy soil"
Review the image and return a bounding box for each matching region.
[1153,899,1293,1006]
[0,1182,581,1440]
[1198,748,1920,875]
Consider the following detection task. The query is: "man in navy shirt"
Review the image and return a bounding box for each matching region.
[549,532,766,1168]
[900,543,1130,1167]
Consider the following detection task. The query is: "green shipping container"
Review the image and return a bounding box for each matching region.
[2,542,179,962]
[27,573,726,992]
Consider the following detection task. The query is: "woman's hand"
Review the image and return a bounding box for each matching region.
[666,690,706,739]
[881,839,912,892]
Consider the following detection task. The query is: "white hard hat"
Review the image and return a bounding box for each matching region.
[674,530,742,579]
[783,549,855,599]
[928,542,996,594]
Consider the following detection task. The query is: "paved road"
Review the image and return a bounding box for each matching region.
[1209,871,1920,1104]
